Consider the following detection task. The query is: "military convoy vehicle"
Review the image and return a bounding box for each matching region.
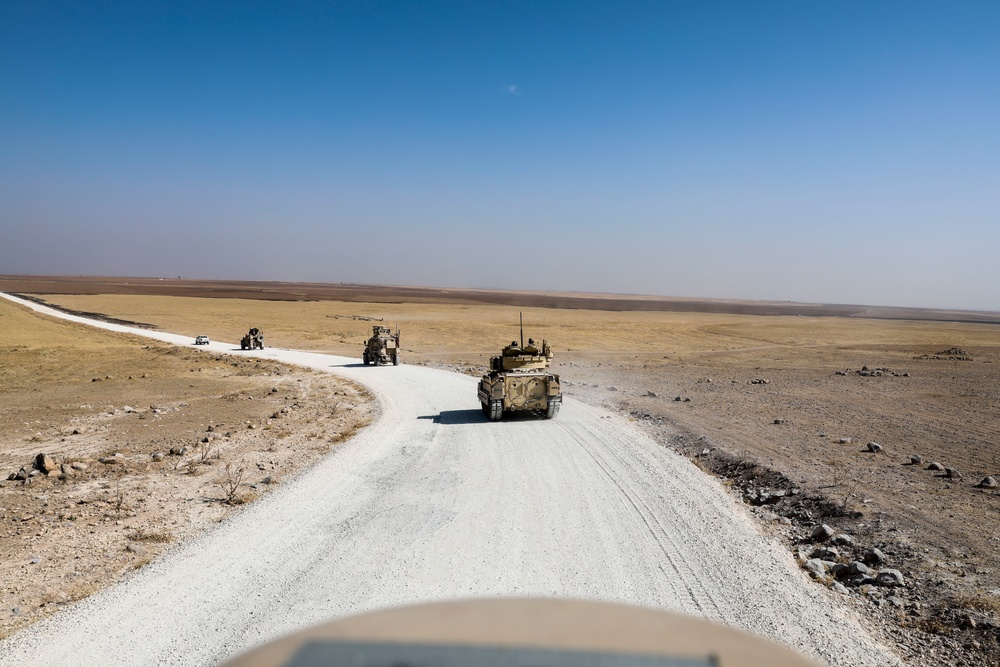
[363,325,400,366]
[478,317,561,421]
[240,327,264,350]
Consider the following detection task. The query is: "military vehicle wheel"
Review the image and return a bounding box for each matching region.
[481,402,490,418]
[363,352,369,365]
[393,352,400,366]
[545,399,561,420]
[488,399,503,422]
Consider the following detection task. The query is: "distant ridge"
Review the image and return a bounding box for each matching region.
[2,274,998,325]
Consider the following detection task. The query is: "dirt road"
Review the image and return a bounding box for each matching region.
[0,293,902,667]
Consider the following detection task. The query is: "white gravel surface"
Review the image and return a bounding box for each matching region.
[0,293,903,667]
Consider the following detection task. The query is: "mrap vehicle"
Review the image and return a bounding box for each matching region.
[363,325,400,366]
[240,327,264,350]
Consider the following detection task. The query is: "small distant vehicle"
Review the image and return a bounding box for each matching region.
[241,327,264,350]
[478,315,561,421]
[194,335,210,345]
[363,325,400,366]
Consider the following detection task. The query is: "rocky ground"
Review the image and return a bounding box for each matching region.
[549,350,1000,667]
[0,310,374,640]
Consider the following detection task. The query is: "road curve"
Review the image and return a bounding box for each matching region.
[0,293,902,667]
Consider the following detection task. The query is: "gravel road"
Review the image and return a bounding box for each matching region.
[0,293,903,666]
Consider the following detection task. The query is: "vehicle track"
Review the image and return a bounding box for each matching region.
[0,292,903,667]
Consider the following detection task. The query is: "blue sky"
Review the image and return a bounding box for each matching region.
[2,2,998,310]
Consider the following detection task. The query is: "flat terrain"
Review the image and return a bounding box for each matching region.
[1,293,902,667]
[0,298,374,639]
[1,278,999,666]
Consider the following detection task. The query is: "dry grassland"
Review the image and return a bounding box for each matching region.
[0,299,373,639]
[9,289,1000,665]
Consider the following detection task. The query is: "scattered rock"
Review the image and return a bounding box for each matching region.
[169,446,187,456]
[876,569,905,587]
[125,543,147,555]
[831,582,849,594]
[804,558,828,578]
[863,548,886,565]
[867,441,883,453]
[33,453,59,474]
[811,524,835,541]
[829,563,849,578]
[847,561,873,577]
[70,462,88,472]
[909,455,922,465]
[926,462,944,471]
[773,419,785,425]
[151,452,165,462]
[812,546,840,560]
[978,476,998,488]
[945,467,961,479]
[838,437,852,445]
[832,534,854,546]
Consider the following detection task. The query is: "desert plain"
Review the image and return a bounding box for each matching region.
[0,275,998,666]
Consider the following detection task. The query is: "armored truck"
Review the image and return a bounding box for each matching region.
[240,327,264,350]
[363,325,400,366]
[478,324,561,421]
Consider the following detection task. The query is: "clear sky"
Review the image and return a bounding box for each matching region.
[2,2,998,310]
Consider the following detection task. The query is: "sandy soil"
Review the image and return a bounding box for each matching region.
[2,278,999,665]
[0,298,374,639]
[0,295,903,667]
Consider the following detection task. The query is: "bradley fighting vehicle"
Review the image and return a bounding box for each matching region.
[478,316,561,421]
[240,327,264,350]
[363,325,400,366]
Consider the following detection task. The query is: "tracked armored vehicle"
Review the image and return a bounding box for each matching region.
[240,327,264,350]
[478,319,561,421]
[363,325,400,366]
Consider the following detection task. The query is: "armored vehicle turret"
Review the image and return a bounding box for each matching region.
[363,325,401,366]
[477,318,561,421]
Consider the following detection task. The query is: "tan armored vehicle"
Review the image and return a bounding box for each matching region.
[363,325,400,366]
[240,327,264,350]
[478,320,561,421]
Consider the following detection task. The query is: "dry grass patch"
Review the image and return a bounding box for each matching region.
[0,298,375,639]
